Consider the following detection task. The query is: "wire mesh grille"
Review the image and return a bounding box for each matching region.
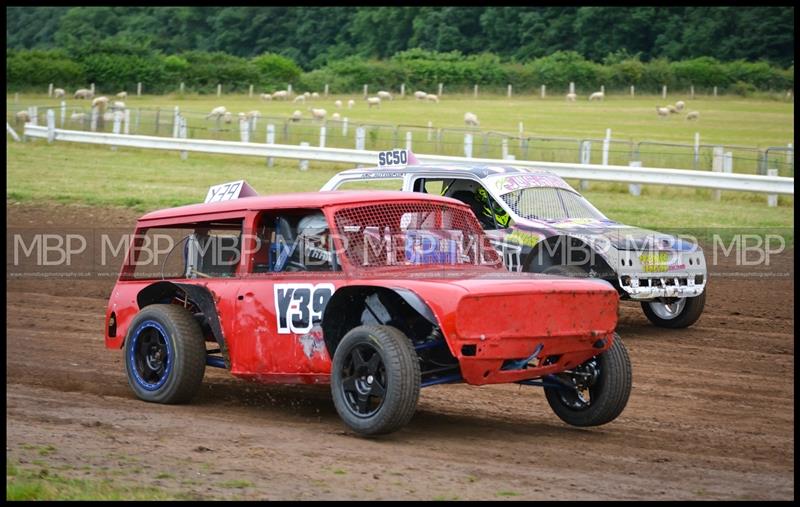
[502,188,607,221]
[333,202,501,269]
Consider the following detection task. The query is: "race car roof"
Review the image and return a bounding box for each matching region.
[138,190,468,223]
[334,163,558,179]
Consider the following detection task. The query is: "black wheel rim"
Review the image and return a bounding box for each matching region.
[555,357,601,411]
[129,320,173,391]
[339,343,387,418]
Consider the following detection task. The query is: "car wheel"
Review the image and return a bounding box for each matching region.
[641,291,706,328]
[543,333,632,427]
[542,264,590,277]
[124,304,206,404]
[330,325,420,436]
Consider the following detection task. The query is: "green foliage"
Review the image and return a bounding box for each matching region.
[252,53,302,89]
[6,49,86,90]
[671,57,730,89]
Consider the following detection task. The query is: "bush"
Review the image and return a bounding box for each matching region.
[731,80,757,97]
[251,53,302,89]
[6,49,86,91]
[671,57,730,90]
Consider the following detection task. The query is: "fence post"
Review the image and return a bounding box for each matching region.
[135,108,140,134]
[438,83,443,97]
[299,142,309,171]
[787,143,794,173]
[6,123,21,142]
[180,116,188,160]
[580,140,591,190]
[90,106,98,132]
[217,84,222,97]
[464,133,473,159]
[47,109,55,143]
[124,108,131,135]
[30,106,38,127]
[474,84,478,98]
[363,84,368,99]
[266,124,275,167]
[767,169,779,207]
[137,82,142,97]
[319,125,326,148]
[569,82,575,94]
[629,161,642,196]
[507,84,512,98]
[400,83,405,98]
[180,82,185,95]
[713,86,718,97]
[14,92,19,104]
[287,84,292,96]
[662,85,667,99]
[690,85,695,99]
[631,85,635,97]
[602,128,611,166]
[240,115,250,143]
[355,127,365,168]
[600,85,605,95]
[250,114,258,135]
[48,83,53,98]
[693,133,700,170]
[501,138,508,160]
[406,131,412,151]
[324,83,329,97]
[711,147,724,201]
[60,101,66,128]
[342,117,348,137]
[249,84,253,98]
[154,107,160,135]
[426,121,432,142]
[90,83,95,96]
[541,85,546,99]
[111,110,122,151]
[173,106,180,138]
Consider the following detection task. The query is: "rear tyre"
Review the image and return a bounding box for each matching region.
[124,304,206,404]
[641,291,706,328]
[330,325,420,436]
[544,334,632,427]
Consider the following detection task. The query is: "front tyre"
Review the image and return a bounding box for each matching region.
[641,291,706,328]
[124,304,206,404]
[544,334,632,427]
[331,325,420,436]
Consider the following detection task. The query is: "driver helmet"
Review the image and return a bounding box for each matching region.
[297,213,331,265]
[475,187,510,227]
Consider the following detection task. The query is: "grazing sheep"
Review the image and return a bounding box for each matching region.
[347,99,355,109]
[246,110,261,119]
[91,96,109,108]
[464,112,479,127]
[223,111,233,124]
[103,111,115,122]
[566,93,577,102]
[53,88,65,98]
[290,110,303,122]
[377,91,393,101]
[303,92,311,99]
[206,106,227,120]
[260,93,273,101]
[588,91,604,101]
[294,95,306,103]
[15,110,30,123]
[110,101,125,111]
[675,100,685,112]
[272,90,289,100]
[414,91,427,100]
[331,112,341,121]
[424,94,439,103]
[74,88,93,99]
[69,111,87,122]
[686,111,700,121]
[311,92,320,99]
[334,100,342,108]
[309,108,327,120]
[366,97,381,109]
[116,91,127,100]
[656,107,670,118]
[666,104,678,114]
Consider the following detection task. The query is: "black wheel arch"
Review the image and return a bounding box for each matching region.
[524,234,615,278]
[136,281,230,368]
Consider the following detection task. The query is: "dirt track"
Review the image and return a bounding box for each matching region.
[6,203,794,500]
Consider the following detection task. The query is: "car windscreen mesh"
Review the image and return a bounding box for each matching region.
[502,188,607,221]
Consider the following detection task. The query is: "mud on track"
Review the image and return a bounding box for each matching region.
[6,203,794,500]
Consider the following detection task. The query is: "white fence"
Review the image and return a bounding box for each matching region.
[22,124,794,197]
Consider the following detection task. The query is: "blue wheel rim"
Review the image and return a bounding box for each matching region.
[128,320,173,391]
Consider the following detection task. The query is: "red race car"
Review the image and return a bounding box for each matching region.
[105,189,631,436]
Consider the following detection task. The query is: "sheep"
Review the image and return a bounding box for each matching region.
[116,91,127,100]
[74,88,93,99]
[245,110,261,120]
[366,97,381,109]
[331,112,341,121]
[272,90,289,100]
[206,106,227,120]
[414,91,427,100]
[675,100,685,112]
[53,88,65,98]
[110,101,125,111]
[223,111,233,124]
[566,92,577,102]
[377,91,393,101]
[334,100,343,108]
[91,96,109,108]
[588,91,604,101]
[464,112,479,127]
[15,110,30,123]
[686,111,700,121]
[656,106,670,118]
[293,95,306,103]
[303,92,311,99]
[260,93,273,101]
[666,104,678,114]
[311,92,320,99]
[424,94,439,103]
[309,108,327,120]
[347,99,355,109]
[69,111,87,123]
[290,110,303,122]
[102,111,115,122]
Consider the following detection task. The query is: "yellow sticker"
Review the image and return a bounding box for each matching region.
[639,251,669,272]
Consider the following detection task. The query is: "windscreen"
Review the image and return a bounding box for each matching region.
[501,187,608,221]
